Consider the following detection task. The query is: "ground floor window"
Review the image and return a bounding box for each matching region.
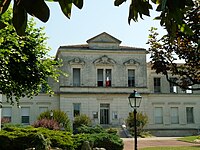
[171,107,179,124]
[21,107,30,124]
[186,107,194,124]
[73,103,81,117]
[2,107,12,123]
[154,107,163,124]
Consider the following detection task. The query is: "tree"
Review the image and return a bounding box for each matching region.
[0,9,64,105]
[0,0,196,37]
[147,2,199,90]
[126,112,148,136]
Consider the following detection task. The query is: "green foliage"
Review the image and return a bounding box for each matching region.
[37,109,71,132]
[0,0,83,35]
[147,2,200,90]
[88,133,124,150]
[0,0,197,39]
[73,132,124,150]
[126,111,148,136]
[0,8,65,105]
[73,114,92,129]
[77,125,104,134]
[78,124,118,135]
[0,126,123,150]
[0,126,51,150]
[0,126,74,150]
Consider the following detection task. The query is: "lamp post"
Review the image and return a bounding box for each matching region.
[128,90,142,150]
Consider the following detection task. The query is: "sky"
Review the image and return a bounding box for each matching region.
[35,0,166,56]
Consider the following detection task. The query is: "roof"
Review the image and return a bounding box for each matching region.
[86,32,122,44]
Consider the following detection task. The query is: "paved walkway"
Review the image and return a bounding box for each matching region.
[122,137,200,150]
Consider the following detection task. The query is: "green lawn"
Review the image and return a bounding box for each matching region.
[178,136,199,143]
[141,146,200,150]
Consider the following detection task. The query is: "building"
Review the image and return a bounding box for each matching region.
[1,32,200,136]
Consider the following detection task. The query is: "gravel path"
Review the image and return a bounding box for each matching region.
[122,137,200,150]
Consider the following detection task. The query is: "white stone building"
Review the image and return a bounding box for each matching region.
[1,32,200,136]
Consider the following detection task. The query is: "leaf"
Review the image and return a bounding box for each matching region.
[0,20,6,29]
[161,0,167,11]
[73,0,83,9]
[178,23,193,35]
[114,0,126,6]
[0,0,11,14]
[21,0,50,22]
[151,0,161,4]
[58,0,72,19]
[12,1,27,36]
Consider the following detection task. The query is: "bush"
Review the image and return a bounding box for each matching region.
[73,114,91,132]
[77,125,104,134]
[73,133,124,150]
[0,127,51,150]
[77,125,118,135]
[126,111,148,136]
[0,126,123,150]
[37,109,71,131]
[0,126,74,150]
[89,133,123,150]
[33,118,60,130]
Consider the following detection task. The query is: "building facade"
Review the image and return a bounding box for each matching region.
[1,32,200,136]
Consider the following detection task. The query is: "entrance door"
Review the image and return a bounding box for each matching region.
[100,104,110,124]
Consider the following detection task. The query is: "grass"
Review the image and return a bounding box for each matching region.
[178,136,199,143]
[141,146,200,150]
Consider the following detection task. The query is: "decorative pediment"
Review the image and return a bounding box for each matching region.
[93,55,116,65]
[123,59,140,66]
[68,57,85,66]
[86,32,121,49]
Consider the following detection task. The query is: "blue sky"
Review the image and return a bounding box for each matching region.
[35,0,166,56]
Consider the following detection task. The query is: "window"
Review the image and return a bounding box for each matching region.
[154,107,163,124]
[97,69,112,87]
[128,69,135,87]
[93,112,98,119]
[39,107,48,114]
[73,103,81,117]
[171,107,179,124]
[169,78,177,93]
[186,107,194,124]
[21,107,30,124]
[73,68,80,86]
[2,107,12,123]
[97,69,103,87]
[154,78,161,93]
[186,86,192,94]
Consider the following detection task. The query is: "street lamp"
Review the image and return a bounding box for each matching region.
[128,90,142,150]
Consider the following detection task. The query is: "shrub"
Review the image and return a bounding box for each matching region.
[126,111,148,136]
[0,126,74,150]
[0,127,51,150]
[77,125,104,134]
[73,114,91,132]
[88,133,123,150]
[77,125,118,135]
[37,109,71,131]
[73,133,124,150]
[33,118,60,130]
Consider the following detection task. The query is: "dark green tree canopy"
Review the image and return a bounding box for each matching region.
[0,8,64,105]
[147,2,199,90]
[0,0,196,36]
